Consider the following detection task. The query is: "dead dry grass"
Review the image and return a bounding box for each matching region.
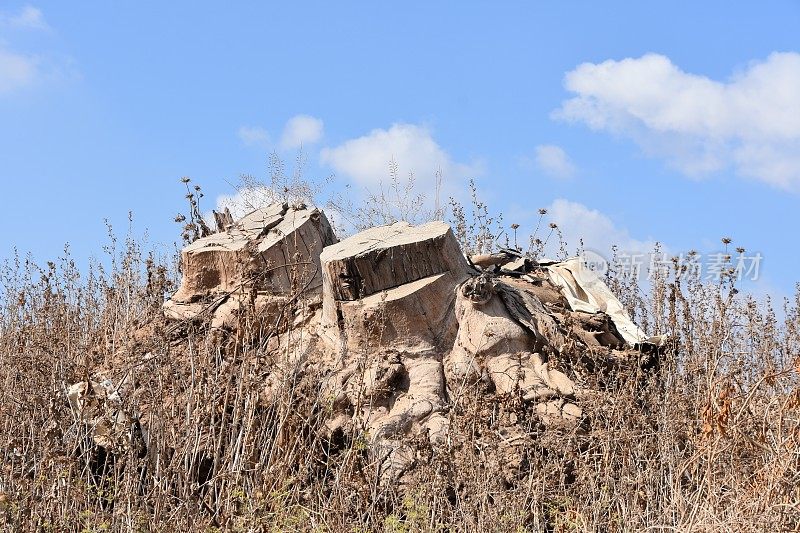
[0,178,799,532]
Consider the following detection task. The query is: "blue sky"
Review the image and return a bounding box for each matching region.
[1,2,799,299]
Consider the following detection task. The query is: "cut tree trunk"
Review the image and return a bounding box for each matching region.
[320,221,469,302]
[167,203,337,321]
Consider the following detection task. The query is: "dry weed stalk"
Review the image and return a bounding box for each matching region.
[0,175,798,532]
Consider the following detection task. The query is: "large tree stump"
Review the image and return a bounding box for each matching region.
[317,220,469,480]
[338,270,465,353]
[319,221,469,346]
[319,221,468,302]
[165,203,337,322]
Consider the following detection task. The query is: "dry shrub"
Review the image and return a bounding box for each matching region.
[0,181,798,532]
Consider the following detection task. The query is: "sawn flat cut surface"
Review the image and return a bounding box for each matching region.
[320,221,468,301]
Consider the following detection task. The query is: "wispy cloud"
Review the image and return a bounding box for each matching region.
[530,144,576,179]
[279,114,323,150]
[320,123,481,191]
[554,52,800,190]
[5,5,49,30]
[216,186,277,219]
[0,47,38,95]
[546,198,657,257]
[238,115,324,152]
[506,198,663,277]
[0,6,71,96]
[237,126,271,149]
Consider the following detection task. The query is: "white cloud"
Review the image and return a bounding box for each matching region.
[532,144,576,179]
[215,186,279,219]
[7,5,48,30]
[237,115,323,152]
[237,126,271,149]
[320,123,480,190]
[546,199,658,257]
[279,114,323,150]
[0,8,77,96]
[0,47,37,95]
[554,52,800,190]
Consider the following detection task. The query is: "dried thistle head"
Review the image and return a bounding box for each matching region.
[538,208,548,215]
[722,237,732,245]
